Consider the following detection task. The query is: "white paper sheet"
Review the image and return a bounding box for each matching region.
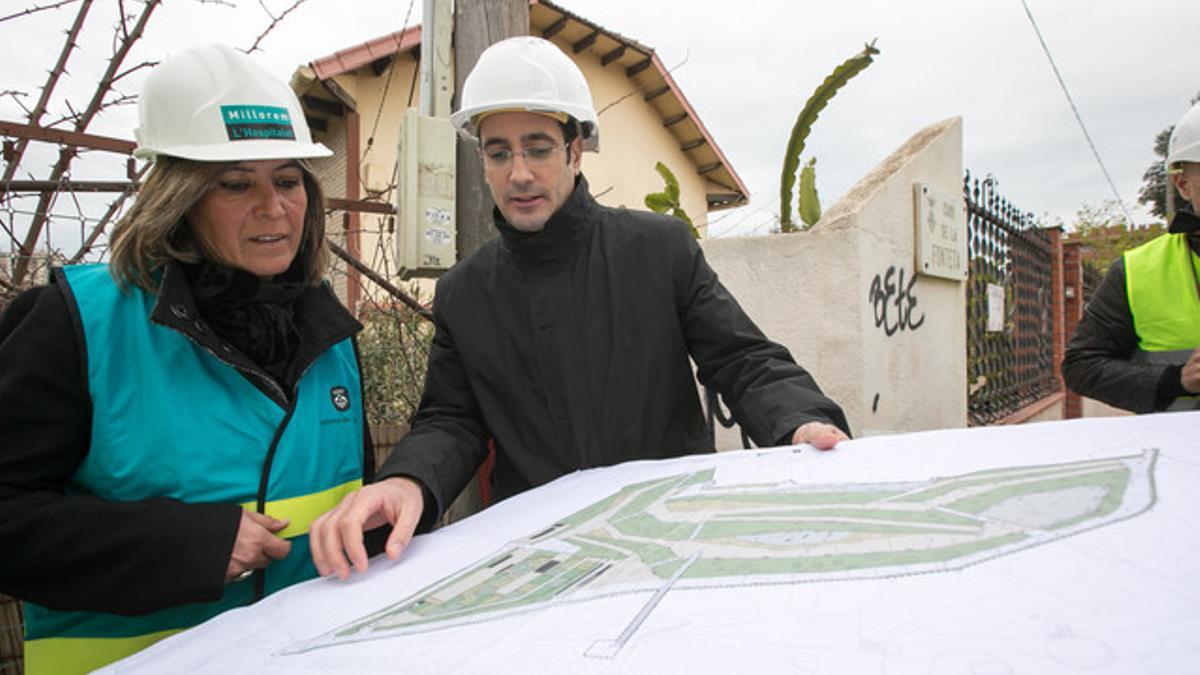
[102,412,1200,674]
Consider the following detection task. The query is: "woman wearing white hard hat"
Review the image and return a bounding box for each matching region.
[0,44,372,674]
[1063,100,1200,412]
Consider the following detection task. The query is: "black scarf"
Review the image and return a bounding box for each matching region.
[185,260,307,387]
[494,175,595,269]
[1168,206,1200,256]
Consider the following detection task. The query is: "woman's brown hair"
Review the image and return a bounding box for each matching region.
[107,157,328,290]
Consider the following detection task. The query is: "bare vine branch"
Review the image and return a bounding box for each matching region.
[68,163,148,263]
[244,0,308,54]
[0,0,81,24]
[42,93,138,130]
[1,0,93,185]
[0,209,19,241]
[112,60,156,84]
[117,0,129,43]
[105,93,138,108]
[63,100,82,125]
[0,90,32,116]
[325,236,432,321]
[12,0,161,285]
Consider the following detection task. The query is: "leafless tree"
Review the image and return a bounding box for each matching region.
[1,0,321,296]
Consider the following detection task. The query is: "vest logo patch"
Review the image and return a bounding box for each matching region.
[330,386,351,412]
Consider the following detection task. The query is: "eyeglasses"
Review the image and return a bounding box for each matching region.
[480,142,568,171]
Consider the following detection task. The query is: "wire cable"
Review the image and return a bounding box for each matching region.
[1019,0,1135,225]
[362,0,418,165]
[708,193,781,238]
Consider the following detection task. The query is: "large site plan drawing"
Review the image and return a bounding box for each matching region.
[289,450,1157,656]
[101,412,1200,675]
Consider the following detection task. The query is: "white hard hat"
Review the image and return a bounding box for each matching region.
[450,36,599,152]
[133,44,331,162]
[1167,101,1200,167]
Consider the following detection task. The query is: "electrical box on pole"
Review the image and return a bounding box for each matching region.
[395,108,456,278]
[394,0,456,279]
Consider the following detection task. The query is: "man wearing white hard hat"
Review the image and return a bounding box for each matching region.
[310,36,850,580]
[0,44,373,673]
[1063,101,1200,412]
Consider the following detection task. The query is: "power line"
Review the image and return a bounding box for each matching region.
[709,194,780,238]
[363,0,418,163]
[1019,0,1135,225]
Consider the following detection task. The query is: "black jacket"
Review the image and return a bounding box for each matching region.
[0,261,370,614]
[1062,210,1200,412]
[379,176,850,520]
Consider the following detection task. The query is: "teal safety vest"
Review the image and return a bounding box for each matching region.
[23,264,365,674]
[1124,232,1200,410]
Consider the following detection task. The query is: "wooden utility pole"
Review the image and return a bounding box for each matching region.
[434,0,526,523]
[452,0,527,260]
[420,0,452,118]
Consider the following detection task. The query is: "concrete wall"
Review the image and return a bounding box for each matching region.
[702,118,967,447]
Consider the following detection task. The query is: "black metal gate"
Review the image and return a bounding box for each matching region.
[964,171,1059,425]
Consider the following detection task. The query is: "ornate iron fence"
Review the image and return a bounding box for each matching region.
[964,171,1059,425]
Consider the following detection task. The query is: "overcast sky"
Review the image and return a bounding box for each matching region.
[2,0,1197,250]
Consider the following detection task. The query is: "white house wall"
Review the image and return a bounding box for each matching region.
[702,118,968,447]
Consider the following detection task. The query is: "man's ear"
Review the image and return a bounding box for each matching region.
[568,137,584,175]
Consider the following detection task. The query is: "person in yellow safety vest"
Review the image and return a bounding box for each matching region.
[1062,101,1200,413]
[0,44,375,674]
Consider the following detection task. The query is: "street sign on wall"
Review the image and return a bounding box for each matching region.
[913,182,968,280]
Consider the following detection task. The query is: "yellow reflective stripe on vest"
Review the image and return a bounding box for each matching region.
[21,480,362,674]
[240,478,362,539]
[24,628,180,675]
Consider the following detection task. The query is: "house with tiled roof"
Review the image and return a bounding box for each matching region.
[290,0,747,309]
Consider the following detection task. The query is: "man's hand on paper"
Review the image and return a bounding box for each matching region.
[309,476,425,580]
[791,421,849,450]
